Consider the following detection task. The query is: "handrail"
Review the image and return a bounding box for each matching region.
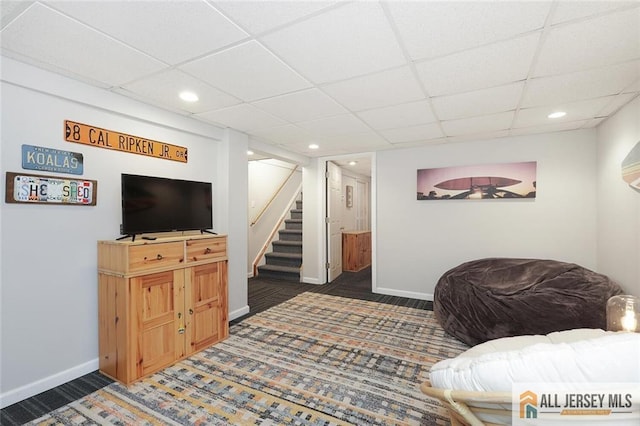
[250,165,299,227]
[252,184,302,276]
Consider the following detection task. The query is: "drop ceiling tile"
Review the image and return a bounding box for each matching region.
[1,1,34,28]
[120,69,241,114]
[0,3,166,86]
[415,34,539,97]
[510,120,589,136]
[317,132,391,150]
[441,111,514,137]
[379,123,444,144]
[44,0,248,65]
[251,124,316,146]
[623,77,640,93]
[213,0,338,35]
[523,61,640,107]
[389,138,448,149]
[276,141,349,157]
[432,82,524,121]
[357,100,436,130]
[181,40,311,102]
[534,8,640,77]
[196,103,286,133]
[252,88,347,123]
[446,130,509,144]
[322,66,425,112]
[296,114,371,137]
[261,1,405,84]
[514,96,616,128]
[387,1,551,60]
[597,93,639,117]
[551,1,638,25]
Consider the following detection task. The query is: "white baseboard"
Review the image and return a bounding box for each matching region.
[373,286,434,301]
[0,305,260,409]
[229,305,250,321]
[0,358,99,409]
[301,276,324,285]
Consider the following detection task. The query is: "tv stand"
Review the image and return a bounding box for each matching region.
[97,234,228,384]
[201,229,218,235]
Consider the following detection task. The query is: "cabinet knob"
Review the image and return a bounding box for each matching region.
[156,254,163,260]
[204,247,212,254]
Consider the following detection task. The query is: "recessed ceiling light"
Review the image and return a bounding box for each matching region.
[548,111,566,119]
[308,144,319,150]
[349,161,357,166]
[179,91,199,102]
[247,150,254,156]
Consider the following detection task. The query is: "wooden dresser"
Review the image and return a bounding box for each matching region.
[342,230,371,272]
[97,234,228,384]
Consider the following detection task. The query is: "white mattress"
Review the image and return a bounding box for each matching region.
[430,329,640,392]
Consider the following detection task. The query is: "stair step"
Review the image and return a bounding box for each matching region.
[296,200,302,209]
[290,209,302,220]
[278,229,302,241]
[265,252,302,267]
[257,264,300,281]
[285,219,302,230]
[272,240,302,254]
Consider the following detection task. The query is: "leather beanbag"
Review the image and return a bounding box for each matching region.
[433,258,623,346]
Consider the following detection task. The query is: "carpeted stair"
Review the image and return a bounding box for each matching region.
[257,198,302,281]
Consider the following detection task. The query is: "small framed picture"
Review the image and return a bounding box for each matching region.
[346,185,353,207]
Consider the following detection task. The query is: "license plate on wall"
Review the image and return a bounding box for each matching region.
[5,172,97,206]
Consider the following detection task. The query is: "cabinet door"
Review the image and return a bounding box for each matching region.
[186,261,228,355]
[360,232,371,268]
[130,270,184,379]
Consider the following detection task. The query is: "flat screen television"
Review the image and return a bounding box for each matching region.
[121,174,213,240]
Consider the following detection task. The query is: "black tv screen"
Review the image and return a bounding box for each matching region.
[121,174,213,236]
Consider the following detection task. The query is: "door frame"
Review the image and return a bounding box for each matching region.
[326,160,343,282]
[319,153,376,288]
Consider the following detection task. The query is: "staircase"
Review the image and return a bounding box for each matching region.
[257,198,302,281]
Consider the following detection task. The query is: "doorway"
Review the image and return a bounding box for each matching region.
[324,155,372,283]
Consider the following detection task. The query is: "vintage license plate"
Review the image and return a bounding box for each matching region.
[13,175,93,204]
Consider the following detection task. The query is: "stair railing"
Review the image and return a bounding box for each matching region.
[252,185,302,276]
[250,165,299,227]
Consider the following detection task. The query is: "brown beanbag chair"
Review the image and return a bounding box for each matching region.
[433,258,623,346]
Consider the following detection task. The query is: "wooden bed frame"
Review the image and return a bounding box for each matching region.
[420,381,513,426]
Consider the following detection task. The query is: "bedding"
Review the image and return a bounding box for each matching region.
[429,329,640,392]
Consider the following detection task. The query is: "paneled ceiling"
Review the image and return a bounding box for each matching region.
[2,1,639,166]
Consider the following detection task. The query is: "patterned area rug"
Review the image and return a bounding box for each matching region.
[30,293,468,425]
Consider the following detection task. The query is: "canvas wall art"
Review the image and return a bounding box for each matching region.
[622,141,640,191]
[417,161,537,200]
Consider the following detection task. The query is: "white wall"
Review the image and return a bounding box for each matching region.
[301,158,325,284]
[375,130,599,300]
[596,96,640,296]
[219,129,249,321]
[0,58,248,407]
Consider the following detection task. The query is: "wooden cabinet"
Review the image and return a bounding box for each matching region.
[342,231,371,272]
[98,235,228,384]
